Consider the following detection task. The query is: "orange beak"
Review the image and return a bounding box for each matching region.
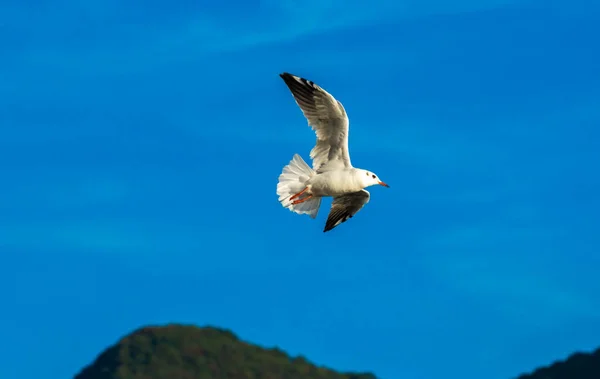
[378,181,390,188]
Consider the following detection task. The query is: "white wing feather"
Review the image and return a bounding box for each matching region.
[280,73,352,172]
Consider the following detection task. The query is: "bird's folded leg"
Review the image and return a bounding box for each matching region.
[289,187,308,201]
[291,194,313,205]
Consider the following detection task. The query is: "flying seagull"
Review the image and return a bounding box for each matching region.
[276,72,389,232]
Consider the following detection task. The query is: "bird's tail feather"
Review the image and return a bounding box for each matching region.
[277,154,321,219]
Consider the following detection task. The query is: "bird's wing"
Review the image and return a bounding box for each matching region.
[323,189,370,232]
[280,72,352,173]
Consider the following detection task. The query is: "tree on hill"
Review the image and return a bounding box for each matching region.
[74,323,378,379]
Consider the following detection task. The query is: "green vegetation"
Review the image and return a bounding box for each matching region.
[514,347,600,379]
[74,322,600,379]
[74,324,377,379]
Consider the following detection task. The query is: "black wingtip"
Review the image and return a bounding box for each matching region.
[279,72,294,85]
[323,221,336,233]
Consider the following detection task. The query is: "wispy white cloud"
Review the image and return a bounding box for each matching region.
[418,222,600,325]
[3,0,522,74]
[0,176,130,212]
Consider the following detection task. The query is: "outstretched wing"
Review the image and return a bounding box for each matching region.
[324,189,370,232]
[279,72,352,172]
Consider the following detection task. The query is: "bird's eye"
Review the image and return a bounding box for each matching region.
[372,175,376,179]
[366,172,369,176]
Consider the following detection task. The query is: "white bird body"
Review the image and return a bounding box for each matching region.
[276,72,389,232]
[307,169,365,197]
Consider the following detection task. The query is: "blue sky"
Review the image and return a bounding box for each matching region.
[1,1,599,378]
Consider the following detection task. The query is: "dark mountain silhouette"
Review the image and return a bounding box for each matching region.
[74,324,377,379]
[74,322,600,379]
[515,346,600,379]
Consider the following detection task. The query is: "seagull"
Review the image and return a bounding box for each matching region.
[276,72,389,232]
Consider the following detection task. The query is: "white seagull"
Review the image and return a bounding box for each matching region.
[276,72,390,232]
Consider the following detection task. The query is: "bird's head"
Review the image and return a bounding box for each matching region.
[361,170,390,188]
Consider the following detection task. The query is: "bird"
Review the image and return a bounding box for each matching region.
[276,72,389,232]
